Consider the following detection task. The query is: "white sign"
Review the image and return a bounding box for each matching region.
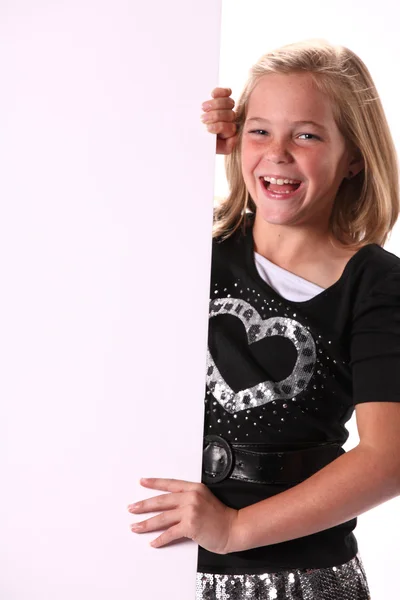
[0,1,221,598]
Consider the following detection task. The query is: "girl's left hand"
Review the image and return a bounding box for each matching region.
[128,478,238,554]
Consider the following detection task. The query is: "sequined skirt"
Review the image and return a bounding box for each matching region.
[196,553,370,600]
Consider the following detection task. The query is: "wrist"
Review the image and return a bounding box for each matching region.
[223,508,243,554]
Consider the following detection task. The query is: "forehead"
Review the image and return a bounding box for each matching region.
[247,72,336,125]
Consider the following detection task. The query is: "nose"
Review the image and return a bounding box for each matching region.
[265,138,292,164]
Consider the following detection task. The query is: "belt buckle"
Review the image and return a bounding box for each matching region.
[202,434,234,484]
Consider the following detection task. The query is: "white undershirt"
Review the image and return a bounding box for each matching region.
[254,252,325,302]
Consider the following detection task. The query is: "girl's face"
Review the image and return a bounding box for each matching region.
[241,72,361,231]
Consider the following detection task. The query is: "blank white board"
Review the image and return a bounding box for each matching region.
[0,1,221,598]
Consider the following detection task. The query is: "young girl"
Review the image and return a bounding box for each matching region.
[128,40,400,599]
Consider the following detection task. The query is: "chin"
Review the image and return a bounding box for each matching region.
[255,206,298,226]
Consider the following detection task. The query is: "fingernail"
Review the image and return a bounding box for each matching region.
[202,102,212,110]
[127,503,140,512]
[207,124,216,132]
[201,114,211,123]
[131,523,143,531]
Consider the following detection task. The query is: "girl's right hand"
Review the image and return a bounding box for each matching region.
[201,87,238,155]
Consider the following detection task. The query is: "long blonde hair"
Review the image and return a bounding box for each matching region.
[214,39,399,248]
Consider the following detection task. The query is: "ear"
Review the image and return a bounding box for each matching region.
[346,151,364,180]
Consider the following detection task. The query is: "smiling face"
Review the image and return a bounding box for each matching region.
[241,72,360,234]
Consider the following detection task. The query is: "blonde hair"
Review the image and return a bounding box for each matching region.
[214,39,399,248]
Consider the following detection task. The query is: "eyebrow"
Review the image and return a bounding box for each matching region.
[246,117,328,132]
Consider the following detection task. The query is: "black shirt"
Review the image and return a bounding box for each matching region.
[197,217,400,574]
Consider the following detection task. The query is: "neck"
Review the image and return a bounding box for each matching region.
[252,213,333,268]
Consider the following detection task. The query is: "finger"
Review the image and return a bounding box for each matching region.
[216,131,239,155]
[211,87,232,98]
[201,109,237,124]
[150,523,186,548]
[139,477,199,493]
[207,122,237,139]
[202,97,235,112]
[128,492,181,514]
[131,509,180,534]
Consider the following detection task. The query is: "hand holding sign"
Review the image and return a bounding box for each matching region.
[128,478,238,554]
[201,87,238,155]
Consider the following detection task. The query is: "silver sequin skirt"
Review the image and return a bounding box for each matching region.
[196,553,371,600]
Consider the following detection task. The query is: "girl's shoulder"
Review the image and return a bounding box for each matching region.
[344,243,400,314]
[348,243,400,281]
[212,214,254,246]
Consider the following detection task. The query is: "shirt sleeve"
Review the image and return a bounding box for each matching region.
[350,266,400,404]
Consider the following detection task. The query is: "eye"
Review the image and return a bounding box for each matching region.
[298,133,321,141]
[248,129,268,136]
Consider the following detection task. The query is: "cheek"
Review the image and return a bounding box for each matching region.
[241,143,260,175]
[305,143,348,180]
[240,153,252,180]
[305,154,336,183]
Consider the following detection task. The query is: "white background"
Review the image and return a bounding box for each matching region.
[214,1,400,598]
[0,1,221,599]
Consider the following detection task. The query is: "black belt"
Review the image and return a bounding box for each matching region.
[202,434,344,485]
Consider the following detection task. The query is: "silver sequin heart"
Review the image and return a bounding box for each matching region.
[207,298,316,414]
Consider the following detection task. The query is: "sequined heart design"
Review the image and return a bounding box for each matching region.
[207,297,316,414]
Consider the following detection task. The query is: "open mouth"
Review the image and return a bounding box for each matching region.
[260,177,302,194]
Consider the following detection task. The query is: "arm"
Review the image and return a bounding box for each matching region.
[128,403,400,554]
[226,401,400,553]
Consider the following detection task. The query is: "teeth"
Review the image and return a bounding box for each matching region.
[263,176,299,185]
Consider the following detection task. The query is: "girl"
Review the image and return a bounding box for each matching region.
[128,40,400,599]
